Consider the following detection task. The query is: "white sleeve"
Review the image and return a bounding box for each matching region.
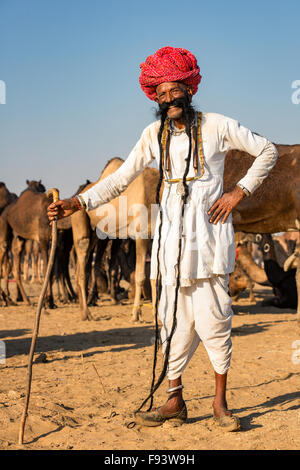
[220,117,278,194]
[79,125,155,210]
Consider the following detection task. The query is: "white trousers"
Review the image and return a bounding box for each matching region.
[158,275,233,379]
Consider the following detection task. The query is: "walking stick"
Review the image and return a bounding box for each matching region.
[18,188,59,445]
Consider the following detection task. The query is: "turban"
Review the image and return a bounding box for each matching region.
[139,46,202,101]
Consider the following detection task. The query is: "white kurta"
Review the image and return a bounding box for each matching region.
[80,112,278,286]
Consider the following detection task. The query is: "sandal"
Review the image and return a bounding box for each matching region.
[213,414,240,432]
[134,401,187,427]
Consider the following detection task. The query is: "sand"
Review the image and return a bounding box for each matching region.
[1,281,300,451]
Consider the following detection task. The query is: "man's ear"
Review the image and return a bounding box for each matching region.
[186,87,193,103]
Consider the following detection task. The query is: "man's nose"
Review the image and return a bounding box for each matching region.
[165,91,173,102]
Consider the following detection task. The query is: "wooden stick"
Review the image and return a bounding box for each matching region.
[18,188,59,445]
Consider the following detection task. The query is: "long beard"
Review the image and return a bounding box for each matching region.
[155,92,196,128]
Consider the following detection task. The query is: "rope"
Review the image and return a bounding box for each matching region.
[136,117,194,412]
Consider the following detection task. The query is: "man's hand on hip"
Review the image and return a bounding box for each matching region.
[207,186,246,225]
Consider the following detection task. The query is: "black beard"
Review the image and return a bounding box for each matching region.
[155,91,196,127]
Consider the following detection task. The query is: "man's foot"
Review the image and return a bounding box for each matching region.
[212,400,240,432]
[157,395,185,415]
[134,399,187,427]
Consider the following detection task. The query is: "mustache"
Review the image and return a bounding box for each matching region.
[155,92,195,125]
[158,96,188,114]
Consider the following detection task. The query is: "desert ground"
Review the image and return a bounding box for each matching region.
[1,280,300,451]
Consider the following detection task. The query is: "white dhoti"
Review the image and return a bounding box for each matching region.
[158,274,233,379]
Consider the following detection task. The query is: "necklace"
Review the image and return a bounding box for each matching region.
[169,121,186,136]
[161,112,204,180]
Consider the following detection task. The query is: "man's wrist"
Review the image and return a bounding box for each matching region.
[236,183,251,197]
[74,195,87,210]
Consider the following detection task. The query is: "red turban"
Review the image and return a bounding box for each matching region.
[139,46,202,101]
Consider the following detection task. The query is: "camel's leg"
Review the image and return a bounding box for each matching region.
[58,274,69,303]
[30,241,40,284]
[23,240,32,282]
[62,251,77,302]
[70,246,76,271]
[248,282,256,303]
[87,239,109,305]
[131,238,148,323]
[75,237,94,321]
[150,278,157,323]
[65,263,77,301]
[0,244,9,306]
[57,235,73,303]
[55,275,61,302]
[11,235,30,305]
[3,254,17,305]
[86,246,96,305]
[109,239,122,305]
[0,218,10,305]
[39,240,55,309]
[38,253,43,283]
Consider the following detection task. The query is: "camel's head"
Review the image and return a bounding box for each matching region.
[26,179,46,193]
[75,180,92,195]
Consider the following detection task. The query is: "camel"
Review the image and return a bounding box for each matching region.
[229,235,269,301]
[223,144,300,324]
[0,180,57,306]
[229,262,256,302]
[235,236,269,285]
[224,145,300,233]
[0,183,18,304]
[0,182,17,213]
[254,234,297,309]
[71,159,160,321]
[68,181,96,320]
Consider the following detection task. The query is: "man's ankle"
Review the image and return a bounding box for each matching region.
[167,394,184,407]
[213,399,228,410]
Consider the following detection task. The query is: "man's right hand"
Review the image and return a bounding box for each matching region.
[47,197,80,222]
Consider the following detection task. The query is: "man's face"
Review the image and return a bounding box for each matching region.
[156,82,191,120]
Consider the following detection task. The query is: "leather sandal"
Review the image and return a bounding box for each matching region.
[134,401,187,427]
[213,414,240,432]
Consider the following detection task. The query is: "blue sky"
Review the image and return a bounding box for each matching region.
[0,0,299,197]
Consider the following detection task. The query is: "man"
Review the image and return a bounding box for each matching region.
[48,46,278,431]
